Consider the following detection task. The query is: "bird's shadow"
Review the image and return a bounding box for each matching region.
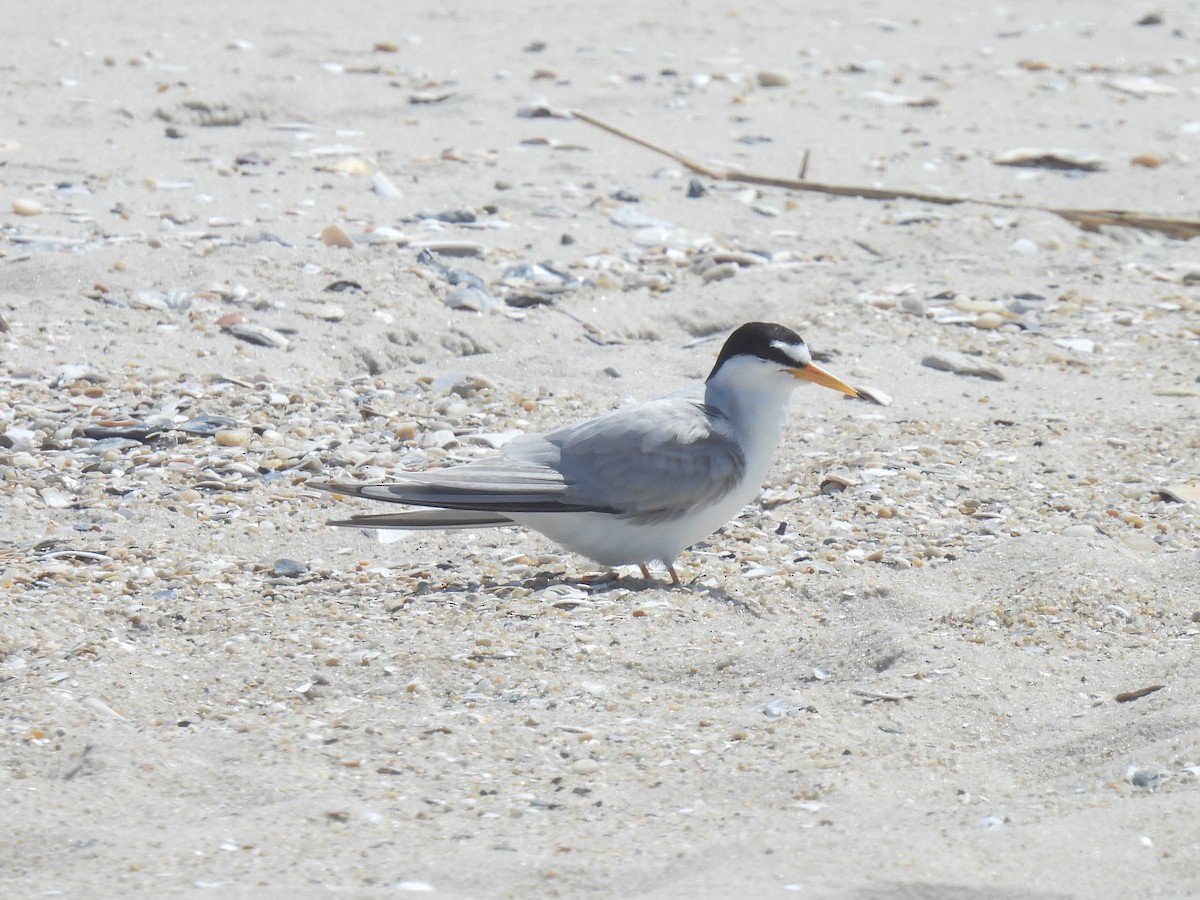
[406,566,765,616]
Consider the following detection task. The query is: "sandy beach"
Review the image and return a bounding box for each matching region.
[3,2,1199,897]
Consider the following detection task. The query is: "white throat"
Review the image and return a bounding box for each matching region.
[704,356,798,482]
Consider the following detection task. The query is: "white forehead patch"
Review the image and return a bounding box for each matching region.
[769,338,811,366]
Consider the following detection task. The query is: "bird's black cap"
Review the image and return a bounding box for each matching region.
[707,322,808,381]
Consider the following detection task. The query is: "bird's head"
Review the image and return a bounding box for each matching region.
[707,322,882,403]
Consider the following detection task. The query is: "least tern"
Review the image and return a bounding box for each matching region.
[312,322,881,585]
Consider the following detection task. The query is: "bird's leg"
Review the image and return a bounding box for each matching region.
[667,564,681,587]
[638,562,652,580]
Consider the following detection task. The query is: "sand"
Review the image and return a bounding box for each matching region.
[2,2,1199,897]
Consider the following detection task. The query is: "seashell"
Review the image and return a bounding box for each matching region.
[176,414,237,436]
[325,156,371,176]
[1106,76,1177,98]
[859,90,938,108]
[311,303,346,322]
[855,385,892,406]
[994,148,1105,172]
[1052,337,1095,354]
[409,239,485,257]
[409,91,455,105]
[611,206,673,229]
[1157,484,1200,503]
[820,474,857,495]
[518,103,573,119]
[227,322,290,349]
[320,224,354,248]
[215,427,252,447]
[370,170,403,198]
[921,352,1005,381]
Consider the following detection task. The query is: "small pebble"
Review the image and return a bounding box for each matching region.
[757,69,792,87]
[12,198,44,216]
[1127,767,1160,791]
[974,312,1004,330]
[215,427,252,447]
[921,351,1005,381]
[570,758,599,776]
[272,558,309,578]
[701,262,738,283]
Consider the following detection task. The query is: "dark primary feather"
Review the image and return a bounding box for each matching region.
[327,509,514,530]
[310,461,605,514]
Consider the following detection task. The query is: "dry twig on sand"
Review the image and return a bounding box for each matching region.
[572,110,1200,241]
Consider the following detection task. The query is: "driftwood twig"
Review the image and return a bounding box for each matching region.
[571,110,1200,240]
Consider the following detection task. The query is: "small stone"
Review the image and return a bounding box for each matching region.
[974,312,1004,330]
[1062,524,1097,538]
[921,351,1005,381]
[701,262,738,283]
[1127,767,1160,791]
[569,758,599,776]
[757,69,792,87]
[12,198,44,216]
[215,427,252,447]
[272,558,309,578]
[0,428,37,452]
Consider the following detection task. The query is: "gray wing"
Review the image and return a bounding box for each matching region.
[311,389,744,526]
[504,389,746,525]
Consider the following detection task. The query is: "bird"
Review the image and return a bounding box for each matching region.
[311,322,883,585]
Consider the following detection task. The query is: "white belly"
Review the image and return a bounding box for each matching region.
[510,463,766,566]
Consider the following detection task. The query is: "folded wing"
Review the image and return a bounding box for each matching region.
[312,389,745,528]
[506,391,746,525]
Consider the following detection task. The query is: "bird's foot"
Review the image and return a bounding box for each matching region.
[634,562,691,590]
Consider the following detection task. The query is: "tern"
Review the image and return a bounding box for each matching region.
[312,322,882,585]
